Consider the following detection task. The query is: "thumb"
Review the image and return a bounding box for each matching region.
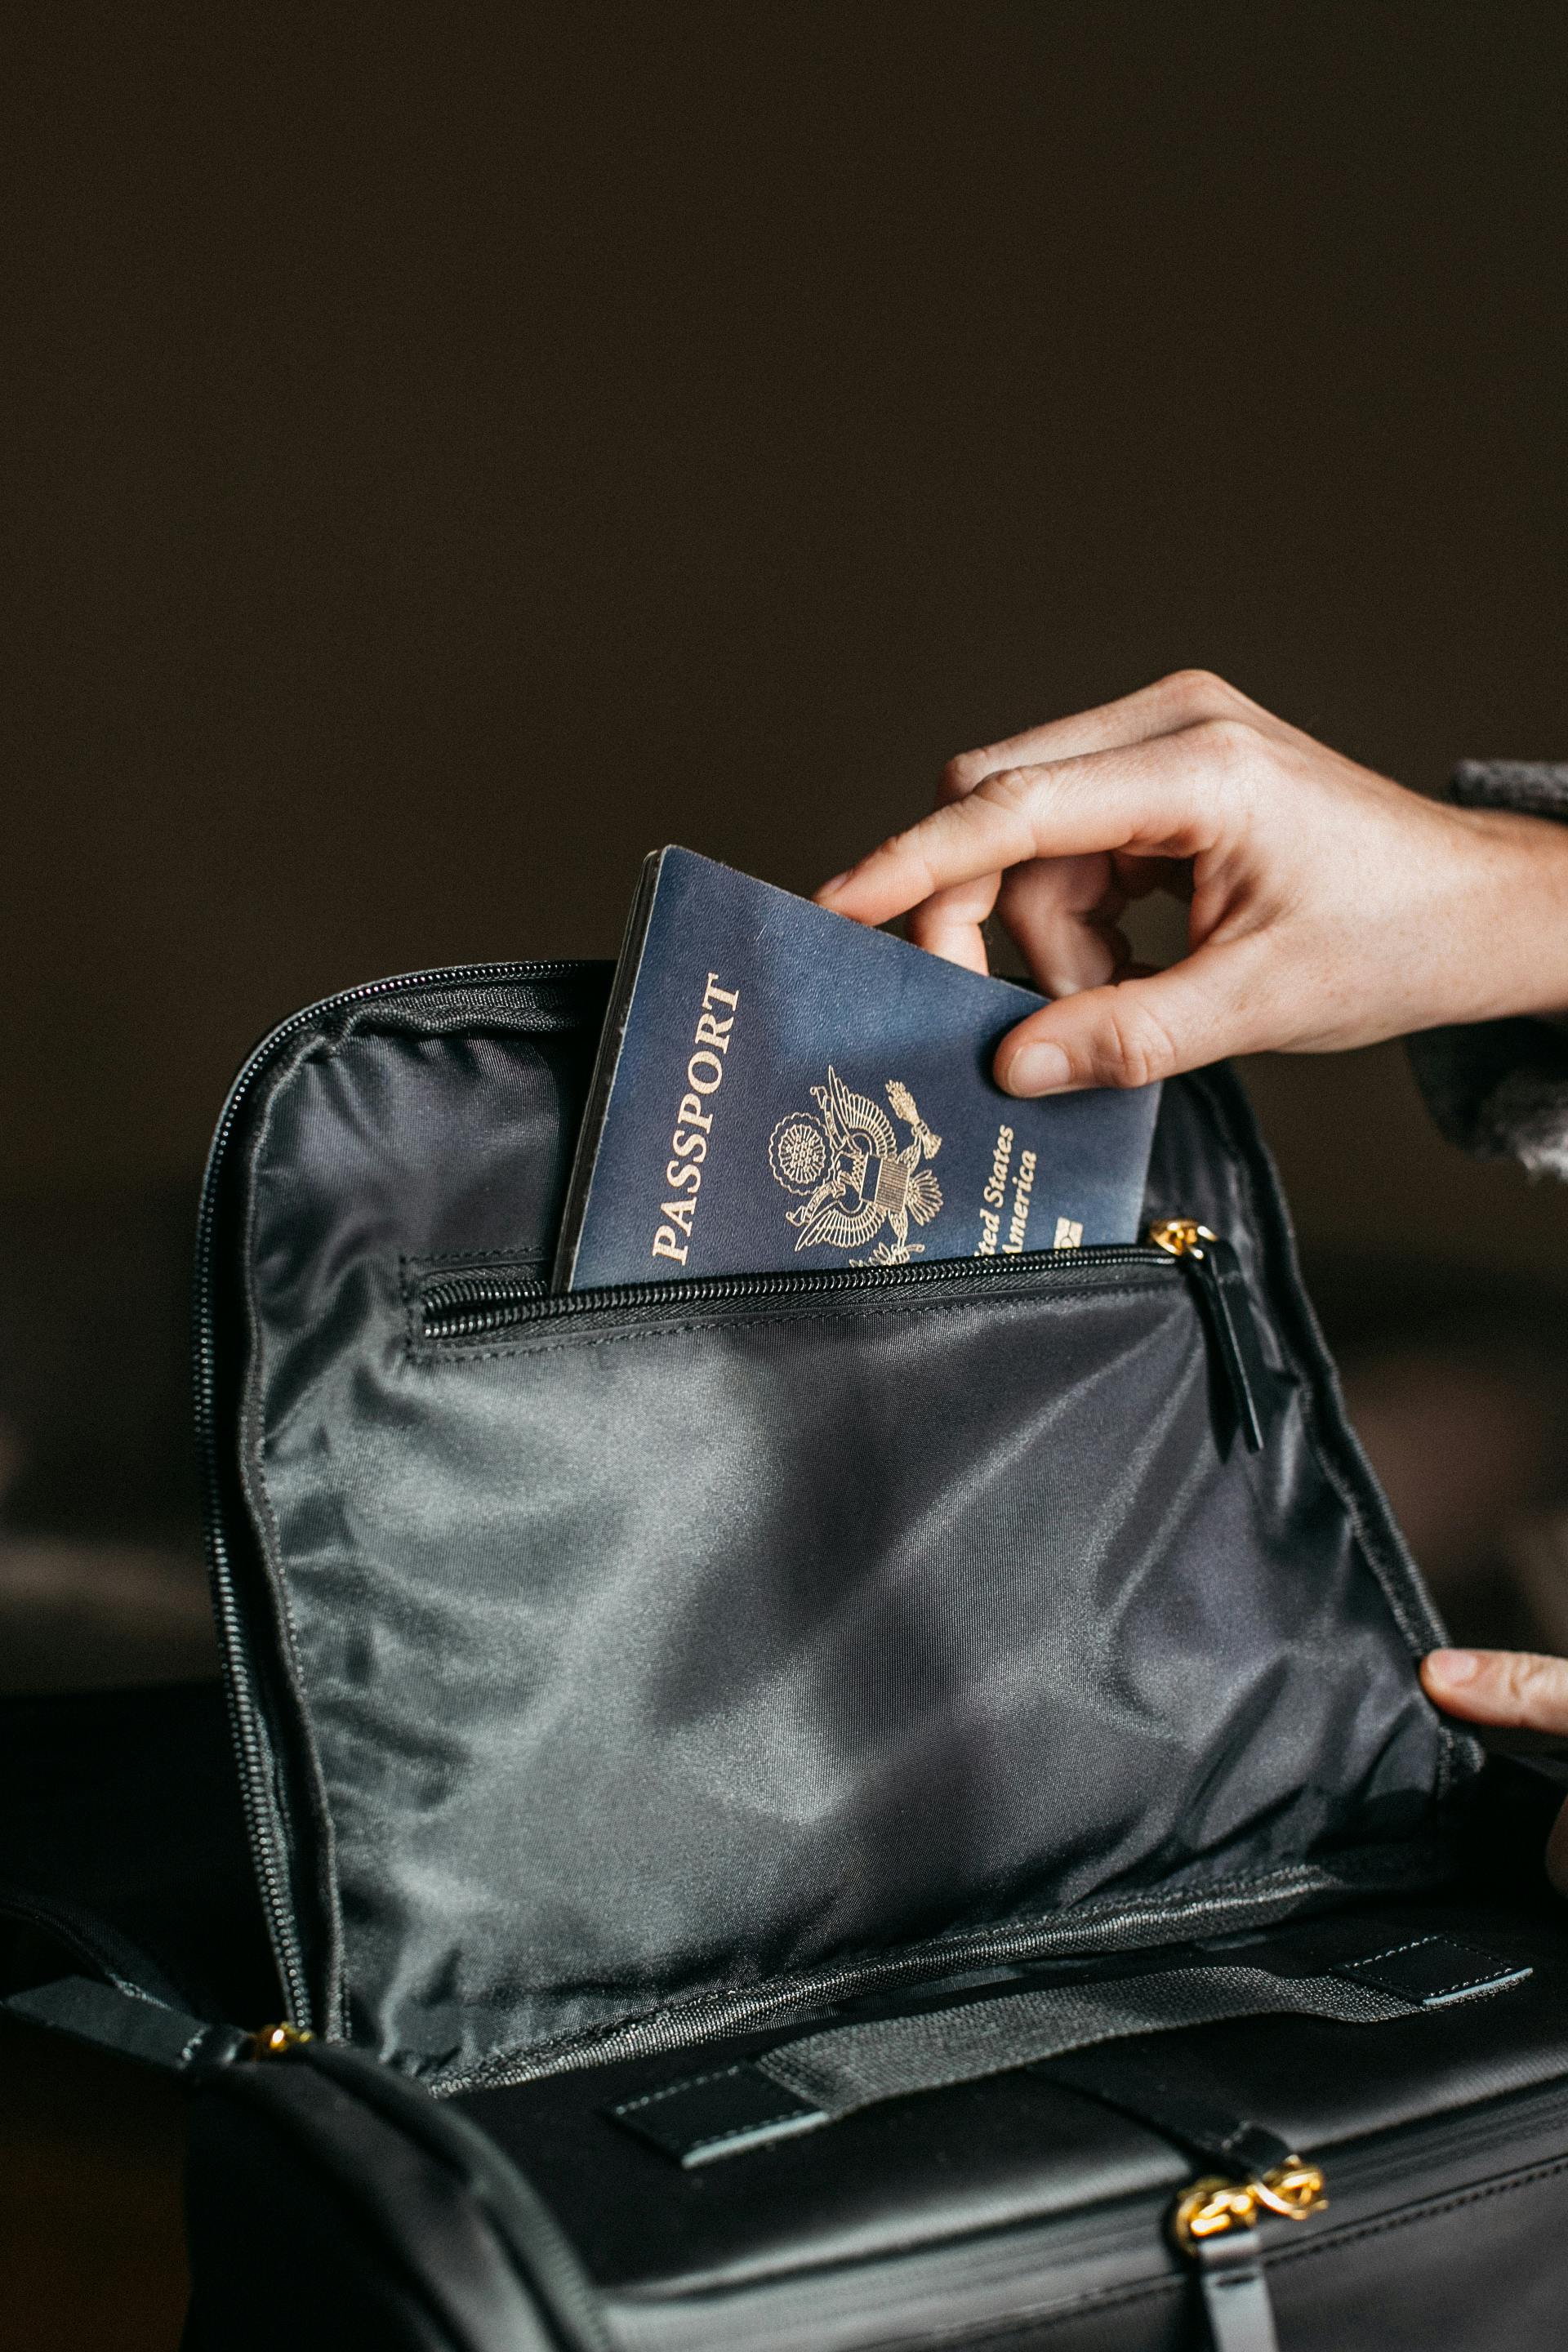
[1421,1648,1568,1736]
[996,944,1263,1096]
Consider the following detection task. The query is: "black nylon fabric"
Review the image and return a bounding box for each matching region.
[209,969,1464,2086]
[757,1965,1415,2117]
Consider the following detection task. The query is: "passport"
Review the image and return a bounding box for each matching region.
[552,847,1161,1291]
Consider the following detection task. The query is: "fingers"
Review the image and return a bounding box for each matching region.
[1425,1649,1568,1896]
[904,869,998,975]
[938,669,1292,801]
[994,939,1264,1094]
[818,727,1238,931]
[1422,1648,1568,1736]
[911,674,1264,978]
[996,853,1130,996]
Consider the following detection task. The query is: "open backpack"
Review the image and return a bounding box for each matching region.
[7,956,1568,2351]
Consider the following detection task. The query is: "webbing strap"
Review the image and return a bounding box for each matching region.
[612,1933,1530,2165]
[1044,2044,1296,2180]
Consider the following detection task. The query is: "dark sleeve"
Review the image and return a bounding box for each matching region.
[1405,763,1568,1181]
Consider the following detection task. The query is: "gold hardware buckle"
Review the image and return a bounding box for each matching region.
[1253,2158,1328,2220]
[1170,2158,1327,2249]
[1170,2177,1258,2247]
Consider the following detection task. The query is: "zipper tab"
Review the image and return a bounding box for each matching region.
[1169,2160,1325,2352]
[1148,1221,1268,1453]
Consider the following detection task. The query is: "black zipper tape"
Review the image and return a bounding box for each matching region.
[193,960,592,2027]
[416,1241,1179,1344]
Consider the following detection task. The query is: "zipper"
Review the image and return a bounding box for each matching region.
[192,959,592,2027]
[416,1223,1272,1453]
[416,1239,1174,1343]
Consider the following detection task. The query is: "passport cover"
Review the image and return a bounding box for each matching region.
[553,847,1161,1290]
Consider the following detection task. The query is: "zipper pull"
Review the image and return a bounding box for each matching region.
[243,2021,316,2060]
[1148,1220,1268,1453]
[1169,2160,1325,2352]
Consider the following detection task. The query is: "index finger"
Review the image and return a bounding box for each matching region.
[817,732,1230,929]
[939,668,1293,802]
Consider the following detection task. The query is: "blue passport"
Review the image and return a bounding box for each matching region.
[552,848,1161,1290]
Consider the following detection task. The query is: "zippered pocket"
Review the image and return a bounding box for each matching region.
[413,1220,1271,1451]
[239,1196,1450,2084]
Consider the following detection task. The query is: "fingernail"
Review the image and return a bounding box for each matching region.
[1004,1042,1072,1095]
[817,871,851,900]
[1426,1648,1481,1686]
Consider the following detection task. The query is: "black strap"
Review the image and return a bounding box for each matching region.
[1044,2045,1296,2180]
[1193,2228,1281,2352]
[1183,1236,1269,1452]
[612,1934,1530,2165]
[5,1974,248,2070]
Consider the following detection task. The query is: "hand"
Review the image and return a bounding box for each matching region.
[1422,1648,1568,1894]
[817,671,1568,1096]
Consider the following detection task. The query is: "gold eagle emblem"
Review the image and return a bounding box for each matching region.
[768,1068,943,1265]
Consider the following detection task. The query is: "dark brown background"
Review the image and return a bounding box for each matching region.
[2,2,1566,1268]
[2,7,1567,2345]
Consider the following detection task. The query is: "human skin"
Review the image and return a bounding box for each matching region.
[817,668,1568,1864]
[817,669,1568,1098]
[1422,1650,1568,1893]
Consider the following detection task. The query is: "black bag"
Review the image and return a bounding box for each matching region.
[7,957,1568,2351]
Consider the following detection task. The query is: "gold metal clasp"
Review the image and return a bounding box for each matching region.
[244,2021,316,2060]
[1169,2177,1258,2247]
[1253,2158,1328,2220]
[1147,1218,1216,1260]
[1169,2158,1328,2251]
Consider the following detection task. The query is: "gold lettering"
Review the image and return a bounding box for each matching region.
[651,977,738,1267]
[1004,1154,1036,1253]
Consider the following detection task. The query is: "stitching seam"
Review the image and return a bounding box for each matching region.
[1339,1936,1512,2000]
[612,2064,753,2115]
[680,2112,822,2155]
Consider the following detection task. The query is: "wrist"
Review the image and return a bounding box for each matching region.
[1430,807,1568,1029]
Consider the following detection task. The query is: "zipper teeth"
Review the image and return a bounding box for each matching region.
[420,1244,1175,1342]
[192,960,589,2024]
